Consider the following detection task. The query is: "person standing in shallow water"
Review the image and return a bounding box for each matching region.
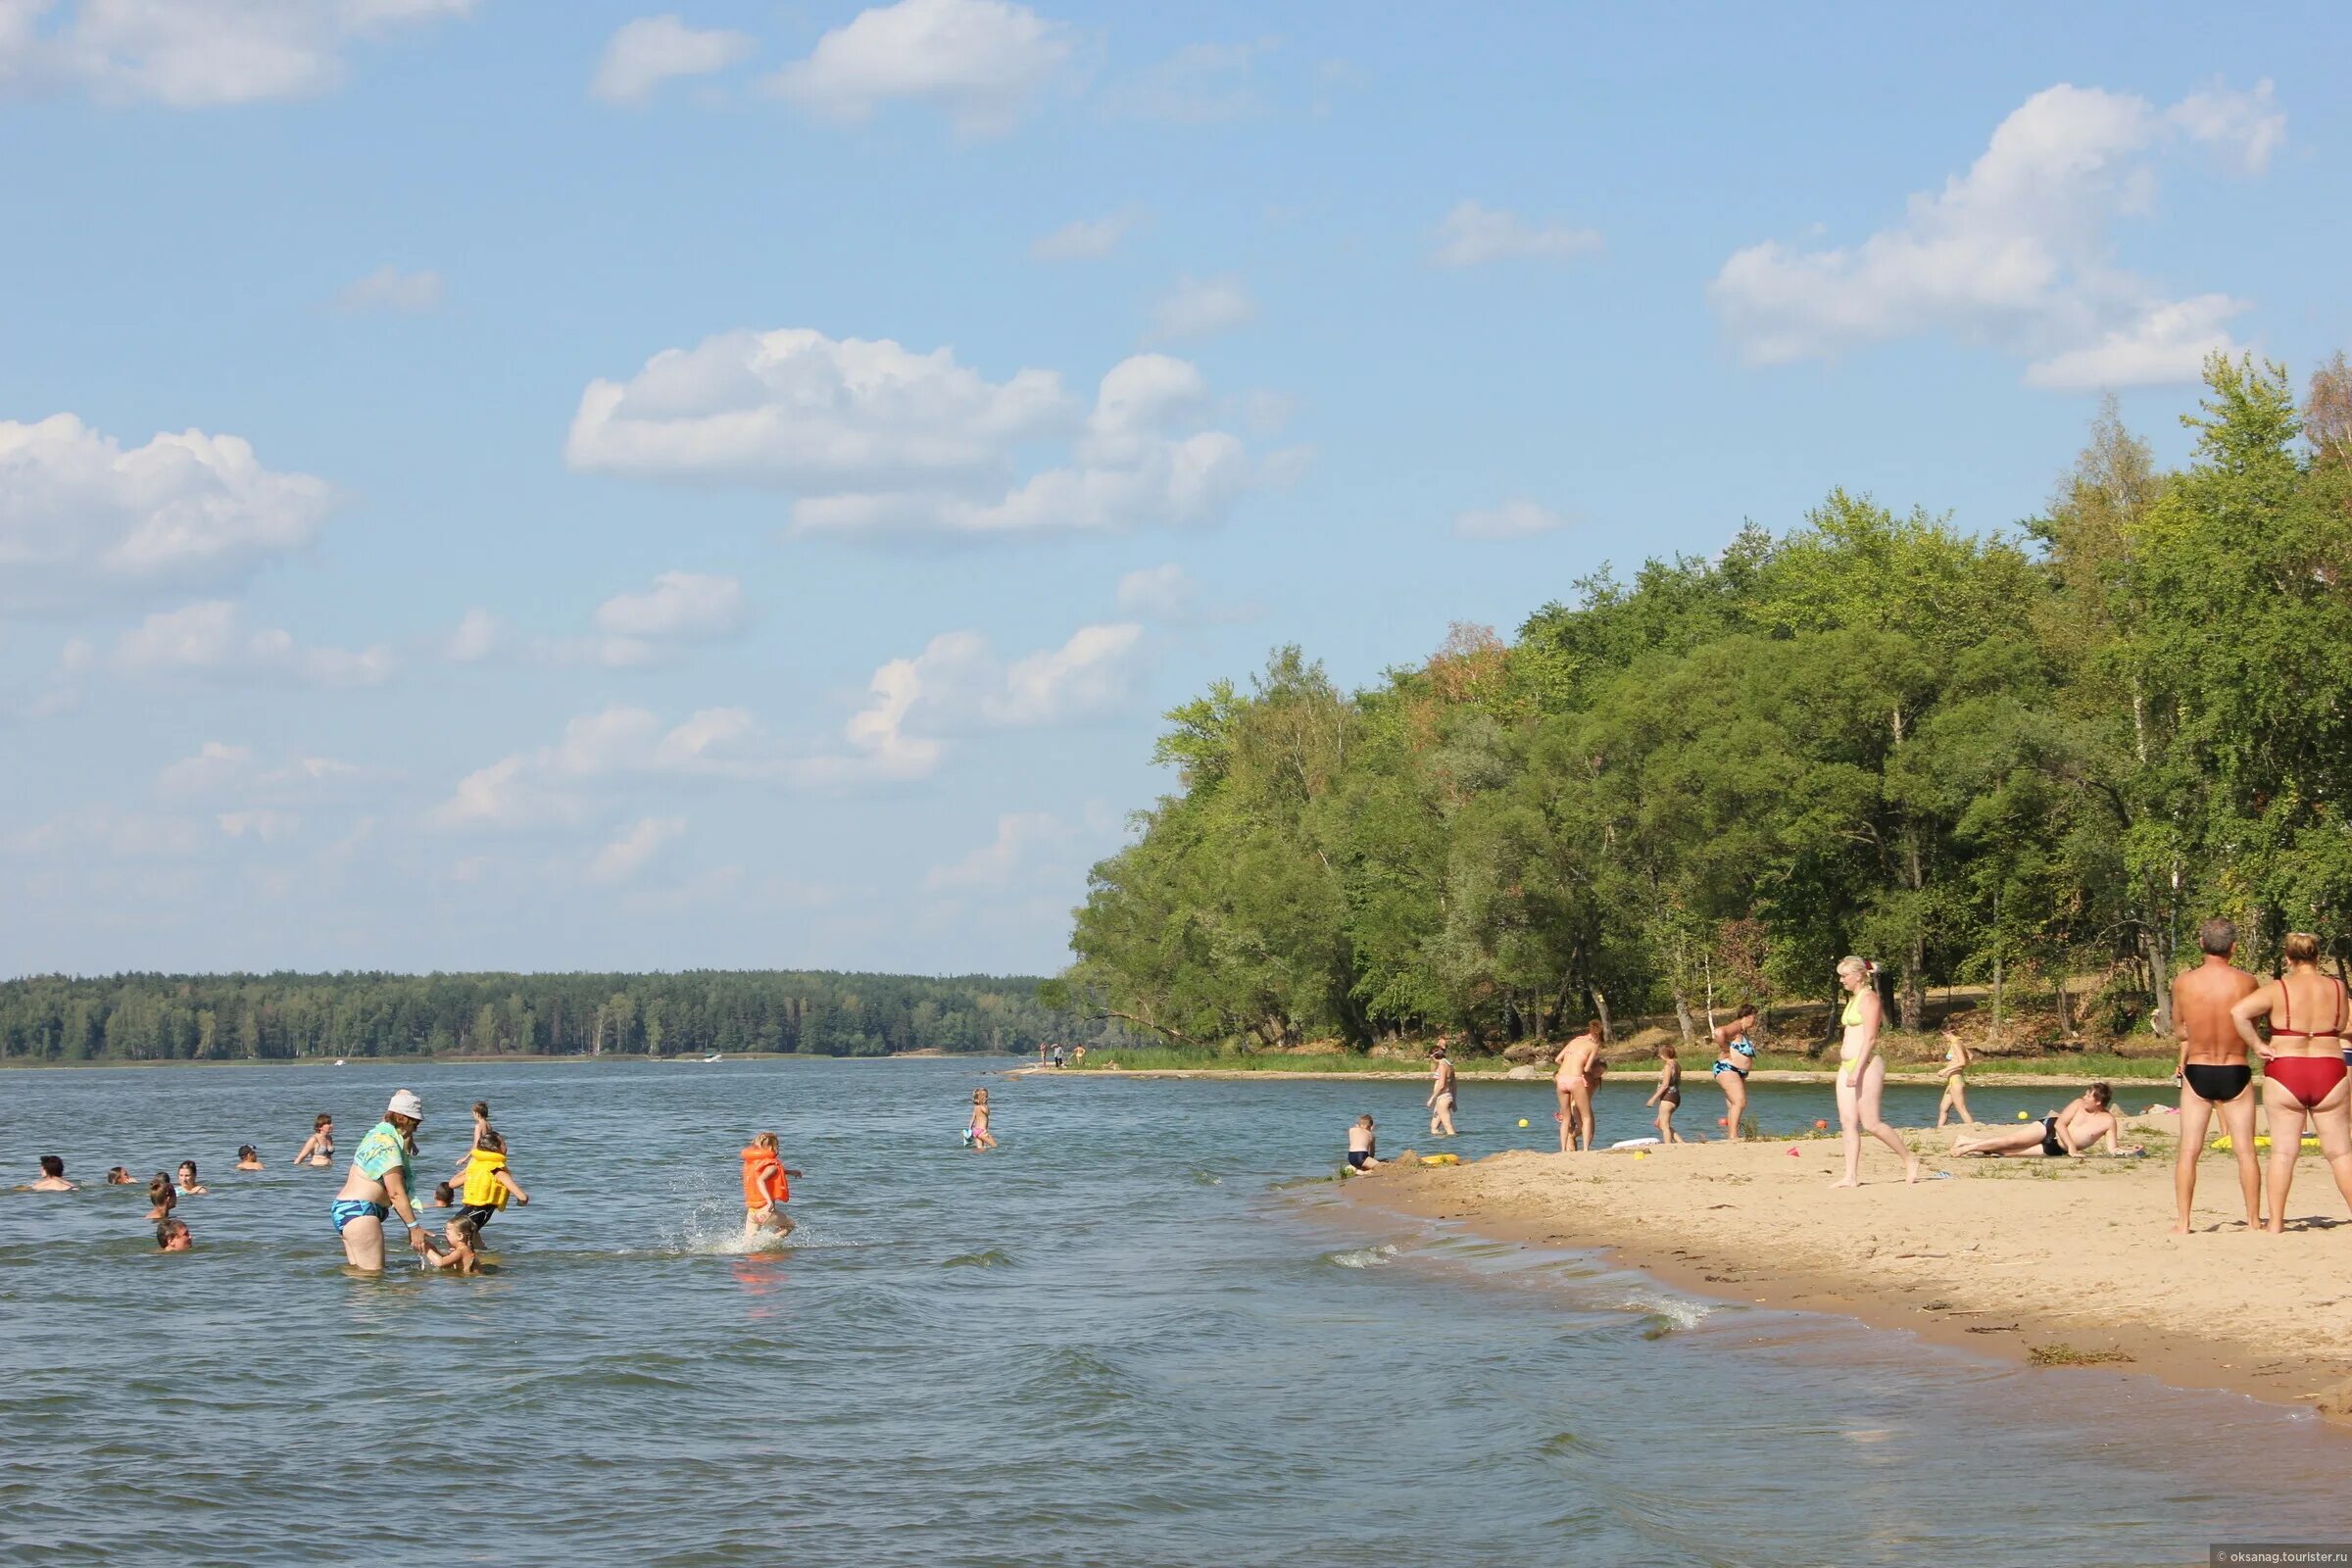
[331,1090,432,1271]
[1830,957,1920,1188]
[2170,917,2263,1234]
[1425,1038,1460,1138]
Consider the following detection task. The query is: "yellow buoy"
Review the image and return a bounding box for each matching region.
[1517,1118,1530,1128]
[2017,1110,2031,1120]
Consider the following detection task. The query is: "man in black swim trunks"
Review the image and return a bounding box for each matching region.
[2172,918,2263,1235]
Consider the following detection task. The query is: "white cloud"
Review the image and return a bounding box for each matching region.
[586,815,686,883]
[0,0,475,107]
[924,808,1069,891]
[442,607,507,663]
[1454,499,1568,541]
[2,806,204,859]
[1146,273,1255,342]
[592,570,748,641]
[833,621,1143,770]
[334,264,441,313]
[1031,206,1148,262]
[217,808,299,843]
[429,705,769,831]
[1428,200,1603,268]
[1708,80,2282,387]
[1115,563,1197,620]
[1106,37,1277,124]
[157,740,360,801]
[112,601,394,687]
[590,14,753,105]
[569,330,1265,541]
[764,0,1071,137]
[0,414,333,613]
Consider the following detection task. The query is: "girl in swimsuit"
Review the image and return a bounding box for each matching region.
[292,1113,334,1168]
[1645,1045,1684,1144]
[1934,1030,1976,1128]
[1831,957,1921,1187]
[2230,932,2352,1234]
[1709,1004,1758,1142]
[1951,1084,2135,1156]
[968,1090,999,1151]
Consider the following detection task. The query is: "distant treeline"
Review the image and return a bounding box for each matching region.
[0,971,1126,1063]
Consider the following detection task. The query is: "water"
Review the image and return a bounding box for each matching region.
[0,1060,2336,1567]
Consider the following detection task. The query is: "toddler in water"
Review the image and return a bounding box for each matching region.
[966,1090,999,1151]
[418,1214,481,1273]
[740,1132,803,1239]
[1346,1115,1382,1173]
[156,1218,193,1251]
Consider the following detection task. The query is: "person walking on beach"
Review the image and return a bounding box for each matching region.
[330,1090,432,1271]
[1831,957,1921,1187]
[1645,1044,1683,1143]
[2230,932,2352,1234]
[1710,1004,1758,1142]
[1553,1025,1599,1152]
[2170,918,2263,1234]
[1427,1039,1459,1138]
[1934,1030,1976,1128]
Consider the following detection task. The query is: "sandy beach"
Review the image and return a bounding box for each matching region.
[1346,1118,2352,1420]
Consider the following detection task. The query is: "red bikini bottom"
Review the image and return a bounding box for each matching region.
[2268,1054,2348,1108]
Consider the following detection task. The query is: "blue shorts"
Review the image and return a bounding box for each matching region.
[331,1199,390,1234]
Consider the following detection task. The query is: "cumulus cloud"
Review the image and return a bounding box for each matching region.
[764,0,1072,137]
[568,329,1265,541]
[924,808,1071,891]
[1453,499,1568,541]
[536,570,752,667]
[826,621,1144,777]
[1428,201,1603,268]
[0,0,475,107]
[1146,273,1255,342]
[442,607,507,663]
[1105,37,1277,124]
[590,14,753,104]
[0,414,333,613]
[586,815,686,883]
[429,705,771,831]
[333,265,441,313]
[112,601,394,687]
[157,740,360,802]
[1030,206,1148,262]
[1115,563,1197,620]
[1708,80,2283,387]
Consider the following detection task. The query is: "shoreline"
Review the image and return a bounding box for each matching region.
[1337,1131,2352,1425]
[0,1051,1020,1072]
[1012,1064,2155,1087]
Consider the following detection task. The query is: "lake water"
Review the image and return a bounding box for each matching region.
[1,1059,2340,1567]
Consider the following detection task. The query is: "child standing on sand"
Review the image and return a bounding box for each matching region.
[967,1090,999,1151]
[1646,1045,1684,1144]
[1346,1115,1382,1172]
[740,1132,803,1238]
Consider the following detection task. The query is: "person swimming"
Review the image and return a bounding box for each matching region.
[23,1154,76,1192]
[234,1145,264,1171]
[176,1160,207,1196]
[145,1174,176,1222]
[156,1218,193,1251]
[105,1166,132,1186]
[292,1113,334,1169]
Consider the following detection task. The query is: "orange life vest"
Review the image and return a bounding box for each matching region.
[740,1147,789,1206]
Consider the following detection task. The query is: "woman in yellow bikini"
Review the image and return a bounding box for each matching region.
[1832,956,1920,1188]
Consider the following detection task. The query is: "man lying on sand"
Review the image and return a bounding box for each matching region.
[1952,1084,2141,1158]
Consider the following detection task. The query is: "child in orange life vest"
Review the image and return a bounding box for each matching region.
[740,1133,804,1238]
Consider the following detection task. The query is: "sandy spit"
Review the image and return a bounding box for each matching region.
[1341,1122,2352,1421]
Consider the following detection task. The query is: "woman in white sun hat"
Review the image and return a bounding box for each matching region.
[330,1090,433,1270]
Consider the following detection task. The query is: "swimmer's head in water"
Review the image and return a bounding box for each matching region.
[38,1154,63,1178]
[178,1161,198,1184]
[2284,931,2322,964]
[156,1218,191,1250]
[148,1174,173,1206]
[434,1182,457,1205]
[237,1145,258,1162]
[2199,918,2237,957]
[106,1166,131,1185]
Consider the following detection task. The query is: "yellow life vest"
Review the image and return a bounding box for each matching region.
[461,1148,511,1209]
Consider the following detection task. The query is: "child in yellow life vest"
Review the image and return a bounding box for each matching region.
[740,1132,803,1239]
[450,1126,527,1249]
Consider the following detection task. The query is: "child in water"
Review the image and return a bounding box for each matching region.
[1346,1115,1382,1172]
[966,1090,999,1151]
[418,1215,481,1273]
[146,1174,176,1222]
[739,1132,803,1239]
[452,1126,528,1247]
[106,1166,133,1186]
[176,1160,207,1196]
[156,1218,193,1251]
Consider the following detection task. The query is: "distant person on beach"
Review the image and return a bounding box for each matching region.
[1553,1025,1599,1152]
[1646,1045,1683,1144]
[1427,1039,1460,1138]
[330,1090,432,1271]
[740,1132,802,1238]
[1710,1004,1758,1142]
[1052,1046,1066,1069]
[967,1089,1000,1151]
[1935,1030,1976,1128]
[1832,957,1921,1187]
[105,1166,132,1186]
[234,1146,264,1171]
[1346,1115,1382,1172]
[1952,1084,2138,1156]
[23,1155,76,1191]
[453,1126,528,1246]
[1072,1045,1087,1070]
[2171,918,2263,1234]
[146,1174,175,1222]
[176,1161,207,1196]
[292,1113,334,1168]
[2230,931,2352,1235]
[156,1218,192,1251]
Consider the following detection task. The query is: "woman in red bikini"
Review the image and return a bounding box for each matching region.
[2230,932,2352,1234]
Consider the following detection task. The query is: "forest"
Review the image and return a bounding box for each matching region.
[0,969,1119,1063]
[1063,354,2352,1054]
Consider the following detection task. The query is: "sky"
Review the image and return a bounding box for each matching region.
[3,0,2348,980]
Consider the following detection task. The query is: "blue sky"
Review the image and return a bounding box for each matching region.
[3,0,2346,978]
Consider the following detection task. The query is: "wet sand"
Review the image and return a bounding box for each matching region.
[1343,1117,2352,1421]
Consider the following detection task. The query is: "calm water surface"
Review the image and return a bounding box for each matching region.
[0,1060,2338,1567]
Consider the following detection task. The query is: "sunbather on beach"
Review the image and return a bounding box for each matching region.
[2171,917,2262,1234]
[1951,1084,2139,1157]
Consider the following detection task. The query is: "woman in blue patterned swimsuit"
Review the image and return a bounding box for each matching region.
[1710,1004,1759,1143]
[330,1090,433,1271]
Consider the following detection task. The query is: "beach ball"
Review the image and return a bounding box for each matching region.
[2017,1110,2031,1121]
[1518,1118,1530,1128]
[1717,1116,1728,1126]
[1814,1119,1828,1131]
